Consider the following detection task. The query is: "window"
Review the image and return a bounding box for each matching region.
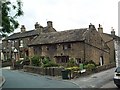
[76,58,82,64]
[55,56,69,63]
[63,44,71,50]
[47,45,57,52]
[11,41,15,47]
[19,40,23,47]
[20,51,24,58]
[34,46,42,55]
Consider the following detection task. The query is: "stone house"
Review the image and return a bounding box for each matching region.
[28,24,111,66]
[2,21,56,61]
[99,27,120,67]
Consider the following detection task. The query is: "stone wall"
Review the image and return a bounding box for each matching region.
[23,65,64,76]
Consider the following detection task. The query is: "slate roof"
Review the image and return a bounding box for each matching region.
[103,33,120,41]
[29,28,88,46]
[6,30,39,40]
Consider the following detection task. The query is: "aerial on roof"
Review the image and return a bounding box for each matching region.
[29,28,88,46]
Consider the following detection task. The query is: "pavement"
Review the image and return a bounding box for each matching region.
[0,76,5,88]
[68,67,116,88]
[0,67,6,88]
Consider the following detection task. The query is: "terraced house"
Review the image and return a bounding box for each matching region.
[2,21,56,61]
[28,24,114,66]
[2,21,117,66]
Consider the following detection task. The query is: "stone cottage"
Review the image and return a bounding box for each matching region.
[28,24,110,66]
[2,21,56,61]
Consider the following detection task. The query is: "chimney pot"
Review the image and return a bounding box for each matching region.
[98,24,103,34]
[111,27,115,36]
[47,21,53,27]
[35,22,40,29]
[89,23,95,29]
[20,25,26,32]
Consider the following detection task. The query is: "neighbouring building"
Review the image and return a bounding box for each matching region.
[28,24,111,66]
[98,25,120,67]
[2,21,56,61]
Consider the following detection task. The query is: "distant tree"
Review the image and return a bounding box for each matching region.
[0,0,24,37]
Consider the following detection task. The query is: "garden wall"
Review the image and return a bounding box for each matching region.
[23,65,64,76]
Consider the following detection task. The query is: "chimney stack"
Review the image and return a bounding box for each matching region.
[47,21,53,28]
[35,22,40,30]
[20,25,26,32]
[111,27,115,37]
[89,23,95,30]
[98,24,103,34]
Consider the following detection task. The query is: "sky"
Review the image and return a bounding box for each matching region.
[12,0,119,35]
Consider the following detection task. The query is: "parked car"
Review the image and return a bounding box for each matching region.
[113,67,120,88]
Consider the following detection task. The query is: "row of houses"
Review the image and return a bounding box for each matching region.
[1,21,120,66]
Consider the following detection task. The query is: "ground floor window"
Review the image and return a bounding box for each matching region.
[54,56,69,63]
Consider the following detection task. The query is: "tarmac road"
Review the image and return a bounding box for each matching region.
[2,69,79,88]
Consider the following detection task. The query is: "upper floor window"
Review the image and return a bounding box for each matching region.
[11,41,15,47]
[19,40,23,47]
[34,46,42,55]
[63,44,71,50]
[47,45,57,52]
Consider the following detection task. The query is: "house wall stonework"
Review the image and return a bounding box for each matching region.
[100,34,115,63]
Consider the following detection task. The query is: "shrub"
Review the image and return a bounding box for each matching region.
[84,60,96,66]
[67,58,76,67]
[84,64,96,71]
[43,61,59,67]
[42,57,50,65]
[7,58,11,61]
[24,56,30,61]
[31,55,41,66]
[65,66,80,71]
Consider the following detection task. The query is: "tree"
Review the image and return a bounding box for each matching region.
[0,0,24,37]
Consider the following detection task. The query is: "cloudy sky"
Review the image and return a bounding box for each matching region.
[13,0,119,35]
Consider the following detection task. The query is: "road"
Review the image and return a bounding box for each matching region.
[2,69,79,88]
[101,80,117,88]
[70,68,116,88]
[2,67,118,88]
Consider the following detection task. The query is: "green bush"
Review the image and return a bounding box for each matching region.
[31,55,41,66]
[43,61,59,67]
[84,60,96,66]
[24,56,30,61]
[67,58,76,67]
[65,66,80,71]
[42,57,50,65]
[84,64,96,71]
[15,60,23,64]
[7,58,11,61]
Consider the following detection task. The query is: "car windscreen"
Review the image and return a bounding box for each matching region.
[115,67,120,73]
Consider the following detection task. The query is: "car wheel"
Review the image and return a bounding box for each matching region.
[116,84,120,88]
